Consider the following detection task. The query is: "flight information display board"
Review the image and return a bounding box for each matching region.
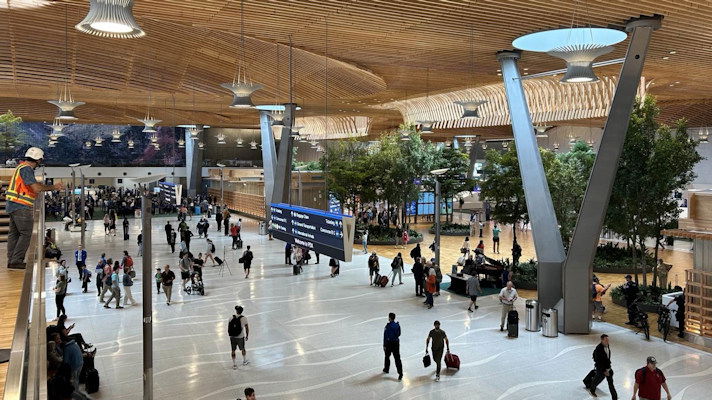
[158,181,182,206]
[269,203,355,262]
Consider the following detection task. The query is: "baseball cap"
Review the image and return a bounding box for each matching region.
[646,356,657,364]
[625,274,632,279]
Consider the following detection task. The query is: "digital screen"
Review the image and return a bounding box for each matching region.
[270,203,355,262]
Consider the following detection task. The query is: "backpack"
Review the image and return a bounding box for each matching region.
[228,315,243,337]
[591,284,598,299]
[210,243,215,253]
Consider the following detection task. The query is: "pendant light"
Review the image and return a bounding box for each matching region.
[111,129,122,142]
[197,141,205,150]
[553,142,560,151]
[481,142,488,150]
[49,5,85,120]
[187,126,201,139]
[149,134,158,144]
[49,133,61,142]
[220,0,262,108]
[444,140,452,148]
[249,140,258,150]
[236,137,244,147]
[502,141,509,149]
[47,118,67,137]
[417,120,434,134]
[454,100,488,118]
[127,139,135,149]
[94,136,104,146]
[699,128,709,143]
[216,133,227,145]
[290,126,303,137]
[534,124,551,138]
[270,110,285,126]
[138,57,160,132]
[48,140,57,148]
[84,141,92,149]
[177,138,186,148]
[76,0,145,39]
[152,143,160,150]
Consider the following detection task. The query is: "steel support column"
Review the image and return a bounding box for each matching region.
[80,173,85,247]
[497,50,566,311]
[271,103,297,205]
[259,110,278,219]
[562,16,662,334]
[434,179,442,268]
[141,194,154,399]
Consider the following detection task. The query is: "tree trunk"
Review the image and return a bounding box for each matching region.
[631,236,639,284]
[653,234,661,288]
[640,236,648,287]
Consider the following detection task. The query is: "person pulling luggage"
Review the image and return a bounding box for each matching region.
[498,281,518,331]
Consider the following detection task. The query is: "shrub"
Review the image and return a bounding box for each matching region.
[428,222,470,235]
[512,259,537,289]
[610,283,681,306]
[354,224,422,242]
[593,242,655,273]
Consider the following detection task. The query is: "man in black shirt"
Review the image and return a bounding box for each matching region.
[587,334,618,399]
[164,221,172,244]
[412,257,424,296]
[622,274,639,325]
[667,290,685,338]
[242,246,254,279]
[409,243,421,263]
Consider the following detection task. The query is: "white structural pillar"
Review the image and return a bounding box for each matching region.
[497,50,567,312]
[562,16,662,334]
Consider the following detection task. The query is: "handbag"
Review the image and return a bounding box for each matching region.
[238,257,244,264]
[422,353,431,368]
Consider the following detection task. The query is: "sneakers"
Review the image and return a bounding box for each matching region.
[500,326,504,331]
[116,306,124,309]
[435,375,440,382]
[382,369,388,374]
[242,360,249,366]
[103,305,110,309]
[475,305,479,310]
[232,364,237,370]
[467,308,473,312]
[398,374,403,381]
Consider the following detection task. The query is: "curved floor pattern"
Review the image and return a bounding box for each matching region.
[44,216,712,400]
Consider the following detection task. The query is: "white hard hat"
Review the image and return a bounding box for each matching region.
[24,147,44,161]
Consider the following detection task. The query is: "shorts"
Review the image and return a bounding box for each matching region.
[230,336,245,352]
[243,263,251,271]
[493,237,500,242]
[470,295,478,302]
[593,301,604,312]
[181,271,190,280]
[369,268,377,276]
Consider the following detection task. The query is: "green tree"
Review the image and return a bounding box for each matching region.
[320,139,375,214]
[605,96,702,286]
[427,146,476,222]
[0,110,27,154]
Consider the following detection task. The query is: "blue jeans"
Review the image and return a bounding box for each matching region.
[8,208,34,265]
[425,291,434,306]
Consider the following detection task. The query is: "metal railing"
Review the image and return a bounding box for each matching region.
[4,195,48,400]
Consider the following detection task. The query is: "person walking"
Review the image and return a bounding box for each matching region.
[103,213,111,235]
[137,232,143,257]
[461,236,471,255]
[154,267,162,295]
[412,257,424,297]
[103,265,123,309]
[329,257,340,277]
[228,305,250,369]
[368,252,380,285]
[80,264,91,293]
[632,356,671,400]
[623,274,640,325]
[667,291,686,338]
[169,228,177,253]
[492,224,501,253]
[74,244,87,278]
[161,265,175,305]
[587,334,618,399]
[382,312,403,381]
[241,246,254,279]
[498,281,518,331]
[425,320,450,382]
[390,253,404,286]
[53,274,68,319]
[216,209,223,232]
[434,262,442,296]
[223,210,231,236]
[362,230,369,254]
[5,147,62,269]
[165,221,173,244]
[230,223,239,249]
[410,243,421,263]
[466,274,482,311]
[204,238,217,266]
[425,268,436,309]
[593,277,611,321]
[180,252,193,291]
[122,270,137,306]
[95,260,105,296]
[99,260,113,302]
[122,216,129,240]
[285,243,293,265]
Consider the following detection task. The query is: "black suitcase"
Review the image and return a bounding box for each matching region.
[85,368,100,393]
[236,239,243,249]
[214,256,223,265]
[507,310,519,338]
[583,369,596,388]
[293,264,301,275]
[79,355,95,383]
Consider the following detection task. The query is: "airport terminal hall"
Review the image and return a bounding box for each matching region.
[4,1,712,400]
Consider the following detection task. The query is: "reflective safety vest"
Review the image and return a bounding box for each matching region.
[6,162,37,207]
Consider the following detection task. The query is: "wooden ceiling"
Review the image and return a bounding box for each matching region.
[1,0,712,137]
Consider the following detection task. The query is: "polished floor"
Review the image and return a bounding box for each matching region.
[42,215,712,400]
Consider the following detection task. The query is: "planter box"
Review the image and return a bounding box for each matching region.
[612,296,659,312]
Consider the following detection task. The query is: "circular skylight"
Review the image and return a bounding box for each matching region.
[512,27,627,53]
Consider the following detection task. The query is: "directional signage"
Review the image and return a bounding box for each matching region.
[269,203,355,262]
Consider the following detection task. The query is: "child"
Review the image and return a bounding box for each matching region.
[155,268,163,294]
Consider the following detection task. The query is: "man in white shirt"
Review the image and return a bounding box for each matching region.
[498,281,518,331]
[228,305,250,369]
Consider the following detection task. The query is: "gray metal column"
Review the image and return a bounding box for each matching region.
[562,16,662,334]
[259,110,278,217]
[185,126,203,198]
[434,179,441,267]
[141,194,153,400]
[497,50,566,311]
[467,141,478,180]
[80,173,86,247]
[271,103,297,205]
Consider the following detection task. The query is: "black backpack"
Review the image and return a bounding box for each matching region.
[228,315,243,337]
[210,243,215,253]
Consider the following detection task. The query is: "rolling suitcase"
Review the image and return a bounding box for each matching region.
[293,264,301,275]
[85,368,100,393]
[214,256,223,265]
[236,239,243,249]
[583,369,596,388]
[444,352,460,370]
[379,275,389,287]
[507,310,519,338]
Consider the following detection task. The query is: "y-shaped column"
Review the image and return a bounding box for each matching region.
[563,16,662,334]
[271,103,298,205]
[259,110,278,219]
[497,50,566,311]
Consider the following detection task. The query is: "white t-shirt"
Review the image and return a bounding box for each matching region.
[236,314,248,339]
[499,287,518,305]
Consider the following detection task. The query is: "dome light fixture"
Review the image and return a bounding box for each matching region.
[111,129,122,142]
[221,79,263,109]
[197,141,205,150]
[534,124,552,138]
[417,120,435,134]
[177,138,186,148]
[149,134,158,144]
[270,110,285,126]
[94,136,104,147]
[513,27,627,83]
[553,142,560,151]
[699,128,709,144]
[187,126,201,139]
[75,0,145,39]
[127,139,135,149]
[454,100,487,118]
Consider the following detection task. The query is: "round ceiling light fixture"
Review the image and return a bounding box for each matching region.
[270,110,285,126]
[75,0,145,39]
[454,100,487,118]
[48,85,85,120]
[249,140,258,150]
[93,136,104,146]
[220,80,263,109]
[187,126,201,139]
[197,141,205,150]
[513,27,627,83]
[236,137,244,147]
[47,118,67,137]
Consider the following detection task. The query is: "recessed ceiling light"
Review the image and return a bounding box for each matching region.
[496,69,501,72]
[497,73,502,76]
[662,56,669,60]
[524,72,529,75]
[669,50,676,54]
[675,81,680,84]
[523,68,529,71]
[669,84,674,87]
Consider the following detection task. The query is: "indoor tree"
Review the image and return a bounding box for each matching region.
[319,139,375,214]
[0,110,27,157]
[426,145,475,222]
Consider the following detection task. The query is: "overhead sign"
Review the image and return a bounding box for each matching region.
[269,203,356,262]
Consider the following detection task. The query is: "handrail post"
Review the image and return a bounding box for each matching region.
[141,193,154,400]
